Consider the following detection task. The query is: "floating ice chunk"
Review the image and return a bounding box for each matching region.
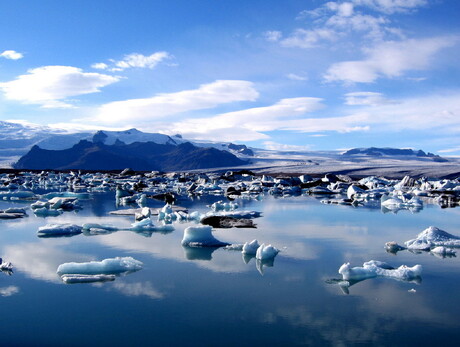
[42,191,90,200]
[338,260,422,281]
[405,226,460,250]
[136,194,147,208]
[33,207,63,217]
[430,246,456,257]
[181,226,229,247]
[224,244,244,251]
[130,217,174,232]
[242,239,260,255]
[255,243,279,260]
[37,223,82,236]
[82,223,118,235]
[211,200,238,212]
[347,185,365,200]
[135,207,151,221]
[385,241,406,253]
[0,259,13,272]
[61,274,116,284]
[57,257,143,275]
[201,210,261,221]
[0,191,35,200]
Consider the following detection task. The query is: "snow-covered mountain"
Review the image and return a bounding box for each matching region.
[0,121,254,167]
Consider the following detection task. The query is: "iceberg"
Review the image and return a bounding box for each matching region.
[404,226,460,250]
[430,246,456,258]
[384,241,406,254]
[61,274,116,284]
[181,226,229,247]
[242,239,260,255]
[37,223,82,236]
[255,243,280,260]
[338,260,422,282]
[57,257,143,275]
[33,207,63,217]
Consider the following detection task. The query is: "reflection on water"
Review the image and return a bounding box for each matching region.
[0,191,459,345]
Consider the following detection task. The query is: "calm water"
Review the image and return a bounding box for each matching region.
[0,191,459,346]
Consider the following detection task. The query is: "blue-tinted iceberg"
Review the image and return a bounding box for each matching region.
[242,239,260,255]
[256,243,280,260]
[57,257,143,275]
[405,226,460,250]
[181,226,228,247]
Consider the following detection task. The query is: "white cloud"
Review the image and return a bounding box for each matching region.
[0,286,19,297]
[344,91,395,105]
[353,0,428,14]
[113,52,171,70]
[264,141,312,151]
[324,36,457,83]
[287,73,308,81]
[343,91,460,132]
[91,62,109,70]
[95,80,259,124]
[93,52,171,72]
[264,30,282,42]
[0,50,23,60]
[0,65,120,108]
[281,28,338,48]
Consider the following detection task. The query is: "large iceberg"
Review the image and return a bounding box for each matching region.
[57,257,143,275]
[181,226,229,247]
[338,260,422,281]
[404,226,460,251]
[242,239,260,255]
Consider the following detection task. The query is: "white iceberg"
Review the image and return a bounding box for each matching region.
[37,223,82,236]
[57,257,143,275]
[255,243,280,260]
[338,260,422,282]
[181,226,228,247]
[61,274,116,284]
[405,226,460,250]
[242,239,260,255]
[430,246,456,257]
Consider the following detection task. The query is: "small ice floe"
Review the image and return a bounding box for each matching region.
[404,226,460,251]
[385,241,407,254]
[131,217,174,232]
[61,274,116,284]
[181,226,229,247]
[201,210,262,221]
[33,207,63,217]
[0,208,27,219]
[0,258,13,274]
[57,257,143,276]
[338,260,422,282]
[210,200,238,212]
[37,223,82,237]
[82,223,119,235]
[134,207,151,222]
[0,191,35,200]
[242,239,260,255]
[430,246,456,258]
[256,243,280,260]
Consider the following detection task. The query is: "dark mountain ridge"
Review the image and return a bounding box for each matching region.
[14,140,247,171]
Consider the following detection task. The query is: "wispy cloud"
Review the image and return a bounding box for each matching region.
[0,65,120,108]
[344,91,395,105]
[92,52,171,72]
[0,286,19,297]
[324,36,457,83]
[0,50,23,60]
[263,141,312,151]
[94,80,259,124]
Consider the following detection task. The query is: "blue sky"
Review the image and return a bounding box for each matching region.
[0,0,459,154]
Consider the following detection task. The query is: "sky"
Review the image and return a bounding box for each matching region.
[0,0,459,154]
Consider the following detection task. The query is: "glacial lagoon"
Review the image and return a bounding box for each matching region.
[0,184,459,346]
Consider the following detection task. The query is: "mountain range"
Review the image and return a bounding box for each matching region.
[14,140,247,171]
